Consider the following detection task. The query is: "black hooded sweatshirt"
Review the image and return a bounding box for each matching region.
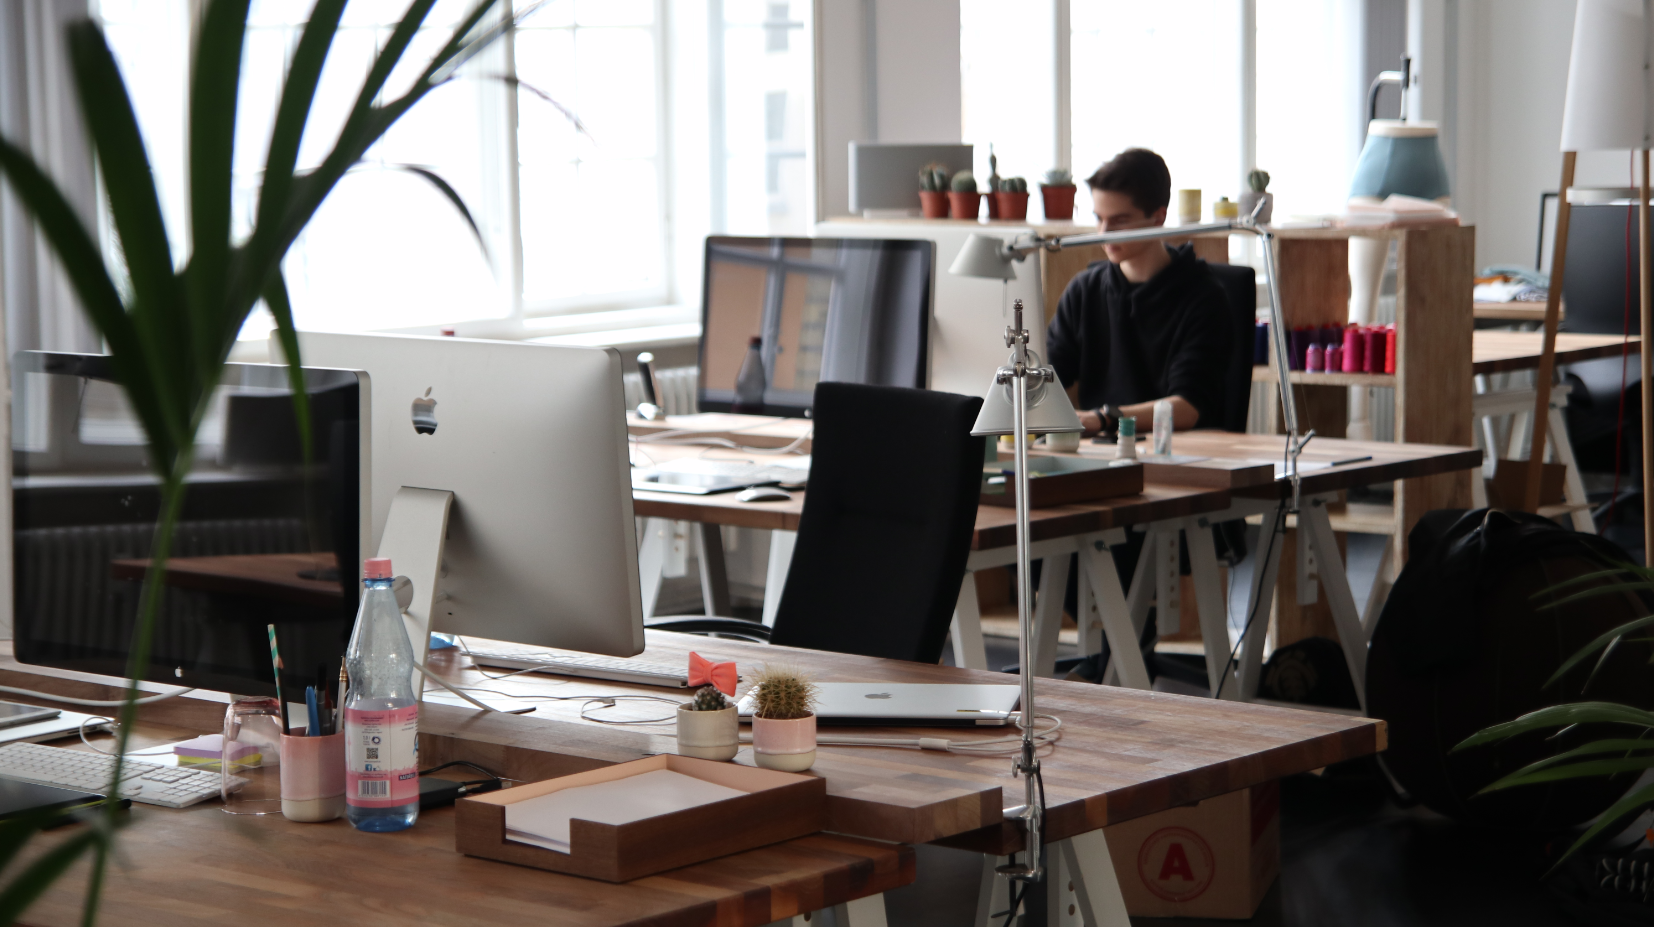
[1045,243,1232,427]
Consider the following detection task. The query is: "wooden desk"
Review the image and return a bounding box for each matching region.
[1471,330,1641,375]
[628,412,814,451]
[0,654,911,927]
[1474,301,1553,323]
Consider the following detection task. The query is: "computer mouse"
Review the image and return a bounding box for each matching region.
[736,486,792,503]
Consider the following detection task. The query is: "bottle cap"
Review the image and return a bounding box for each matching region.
[364,557,393,579]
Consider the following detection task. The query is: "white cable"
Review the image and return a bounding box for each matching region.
[0,684,196,708]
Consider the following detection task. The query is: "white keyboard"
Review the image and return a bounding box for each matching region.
[0,742,236,808]
[464,646,694,688]
[656,457,809,487]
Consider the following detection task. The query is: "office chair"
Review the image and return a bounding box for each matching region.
[1207,262,1259,434]
[1554,203,1645,477]
[647,381,986,664]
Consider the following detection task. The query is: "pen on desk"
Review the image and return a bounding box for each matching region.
[305,686,320,736]
[266,624,288,732]
[335,662,348,732]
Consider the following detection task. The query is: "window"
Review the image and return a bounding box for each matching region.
[91,0,815,339]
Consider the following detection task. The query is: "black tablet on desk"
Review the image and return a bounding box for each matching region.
[0,778,118,825]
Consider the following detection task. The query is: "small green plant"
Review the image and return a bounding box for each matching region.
[918,162,949,192]
[687,685,729,712]
[950,169,977,193]
[750,665,818,721]
[1043,167,1073,187]
[986,146,1001,194]
[996,176,1027,193]
[1248,169,1271,193]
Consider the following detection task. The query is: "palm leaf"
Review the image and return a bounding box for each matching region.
[387,164,488,259]
[1550,781,1654,871]
[262,272,312,464]
[1544,614,1654,689]
[1480,757,1654,794]
[1531,564,1649,604]
[1452,701,1654,752]
[0,829,100,926]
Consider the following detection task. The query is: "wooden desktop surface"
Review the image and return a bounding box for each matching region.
[1474,301,1552,322]
[1472,330,1640,374]
[419,631,1385,856]
[1123,433,1485,500]
[0,656,911,927]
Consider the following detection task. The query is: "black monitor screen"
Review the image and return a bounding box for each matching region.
[698,236,932,416]
[11,352,362,699]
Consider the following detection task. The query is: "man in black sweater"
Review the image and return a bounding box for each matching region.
[1047,148,1232,438]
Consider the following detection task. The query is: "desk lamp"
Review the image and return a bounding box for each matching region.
[948,211,1304,883]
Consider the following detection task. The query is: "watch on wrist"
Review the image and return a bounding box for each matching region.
[1094,405,1119,438]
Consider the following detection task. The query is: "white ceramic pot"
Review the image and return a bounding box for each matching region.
[676,705,739,761]
[1238,190,1273,224]
[752,713,816,772]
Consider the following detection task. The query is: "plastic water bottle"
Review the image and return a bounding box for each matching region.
[344,557,419,832]
[732,336,767,413]
[1153,400,1174,456]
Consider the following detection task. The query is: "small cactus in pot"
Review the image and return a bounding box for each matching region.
[918,162,951,217]
[1040,167,1077,221]
[1240,168,1273,223]
[994,175,1030,220]
[677,684,739,761]
[750,665,819,771]
[948,170,982,220]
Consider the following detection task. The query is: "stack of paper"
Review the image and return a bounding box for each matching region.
[504,769,748,854]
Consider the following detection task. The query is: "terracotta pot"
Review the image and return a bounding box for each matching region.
[752,713,816,772]
[918,190,950,219]
[994,191,1030,221]
[948,191,982,220]
[985,189,1001,219]
[1040,184,1077,221]
[676,705,739,762]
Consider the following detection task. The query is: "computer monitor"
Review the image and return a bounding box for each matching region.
[296,332,644,657]
[11,352,367,698]
[697,236,932,416]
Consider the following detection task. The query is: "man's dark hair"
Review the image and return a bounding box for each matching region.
[1085,148,1171,216]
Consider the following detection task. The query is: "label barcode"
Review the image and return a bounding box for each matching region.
[357,780,389,798]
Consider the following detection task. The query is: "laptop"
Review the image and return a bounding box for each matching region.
[737,683,1022,727]
[631,458,810,496]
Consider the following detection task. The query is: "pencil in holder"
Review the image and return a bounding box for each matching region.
[280,731,345,822]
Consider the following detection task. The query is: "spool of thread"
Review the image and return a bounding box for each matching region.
[1325,345,1342,372]
[1364,326,1386,374]
[1306,343,1324,372]
[1384,323,1397,374]
[1254,322,1270,365]
[1117,416,1137,460]
[1177,189,1202,225]
[1342,326,1362,372]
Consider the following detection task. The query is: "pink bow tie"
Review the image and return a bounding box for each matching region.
[688,652,737,696]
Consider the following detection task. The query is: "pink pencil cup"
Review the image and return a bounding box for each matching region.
[280,731,345,822]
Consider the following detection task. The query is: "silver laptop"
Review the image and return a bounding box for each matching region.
[738,683,1021,727]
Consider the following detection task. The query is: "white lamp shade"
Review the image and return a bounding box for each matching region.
[949,234,1018,280]
[1560,0,1653,151]
[971,370,1083,436]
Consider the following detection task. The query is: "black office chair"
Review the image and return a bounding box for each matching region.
[1207,261,1259,434]
[1555,202,1645,477]
[647,381,985,664]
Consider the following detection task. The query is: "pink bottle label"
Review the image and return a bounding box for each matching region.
[345,705,418,807]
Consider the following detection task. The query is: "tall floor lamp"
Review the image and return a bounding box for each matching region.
[1532,0,1653,555]
[949,209,1302,881]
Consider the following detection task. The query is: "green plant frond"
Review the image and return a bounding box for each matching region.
[1482,737,1654,785]
[251,0,348,245]
[497,74,592,140]
[1532,564,1649,603]
[184,0,253,373]
[342,0,440,131]
[1545,613,1654,689]
[0,828,98,926]
[262,272,312,465]
[1480,756,1654,794]
[1537,578,1654,612]
[386,164,488,261]
[1552,781,1654,873]
[1452,701,1654,751]
[429,0,543,85]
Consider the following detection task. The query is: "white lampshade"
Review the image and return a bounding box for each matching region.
[1560,0,1654,152]
[971,370,1083,436]
[949,234,1018,280]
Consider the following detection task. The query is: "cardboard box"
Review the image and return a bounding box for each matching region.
[1103,781,1280,919]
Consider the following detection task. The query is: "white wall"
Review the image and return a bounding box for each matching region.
[814,0,963,220]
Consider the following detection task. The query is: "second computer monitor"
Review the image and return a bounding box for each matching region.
[698,236,932,416]
[296,332,645,657]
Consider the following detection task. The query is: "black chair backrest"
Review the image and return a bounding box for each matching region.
[1206,262,1259,433]
[769,382,985,663]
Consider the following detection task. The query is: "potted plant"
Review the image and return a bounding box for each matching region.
[0,1,526,919]
[994,176,1029,221]
[918,163,950,218]
[985,147,1002,219]
[749,665,819,772]
[1040,167,1077,221]
[1240,169,1273,223]
[948,169,981,220]
[677,685,739,761]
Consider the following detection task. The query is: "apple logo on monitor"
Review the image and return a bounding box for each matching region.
[411,388,438,435]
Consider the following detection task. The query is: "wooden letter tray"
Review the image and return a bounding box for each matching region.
[455,754,826,882]
[981,455,1144,508]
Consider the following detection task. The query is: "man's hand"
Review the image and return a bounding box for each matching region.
[1078,408,1103,437]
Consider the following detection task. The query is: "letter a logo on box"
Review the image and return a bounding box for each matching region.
[1137,827,1216,903]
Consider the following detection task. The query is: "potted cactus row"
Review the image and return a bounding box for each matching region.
[749,665,819,772]
[676,685,739,762]
[994,176,1029,221]
[918,163,951,218]
[1040,167,1076,222]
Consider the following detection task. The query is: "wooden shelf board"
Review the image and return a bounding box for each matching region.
[1251,365,1395,388]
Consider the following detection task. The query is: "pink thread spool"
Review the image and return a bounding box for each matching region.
[1342,326,1363,372]
[1364,326,1386,373]
[1385,323,1397,373]
[1306,343,1324,372]
[1325,345,1342,372]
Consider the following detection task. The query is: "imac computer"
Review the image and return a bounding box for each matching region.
[11,352,367,698]
[697,236,932,416]
[296,332,644,658]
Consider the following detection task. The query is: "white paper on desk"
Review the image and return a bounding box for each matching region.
[504,769,747,854]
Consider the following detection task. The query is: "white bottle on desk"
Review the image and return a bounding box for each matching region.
[344,557,419,833]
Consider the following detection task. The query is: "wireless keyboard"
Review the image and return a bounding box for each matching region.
[655,457,809,487]
[463,645,694,688]
[0,741,237,808]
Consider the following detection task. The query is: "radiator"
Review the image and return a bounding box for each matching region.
[15,518,309,657]
[623,366,699,416]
